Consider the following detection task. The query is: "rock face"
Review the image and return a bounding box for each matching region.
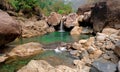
[8,42,44,57]
[77,4,94,15]
[47,12,62,26]
[91,0,120,33]
[21,20,49,38]
[0,10,21,45]
[64,13,79,28]
[114,41,120,57]
[70,26,82,35]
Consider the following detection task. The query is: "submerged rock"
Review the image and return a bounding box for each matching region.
[8,42,44,57]
[0,10,21,45]
[90,60,117,72]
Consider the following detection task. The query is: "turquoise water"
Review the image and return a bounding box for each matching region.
[0,32,92,72]
[11,31,92,45]
[0,50,75,72]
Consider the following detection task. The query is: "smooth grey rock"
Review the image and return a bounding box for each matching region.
[90,60,117,72]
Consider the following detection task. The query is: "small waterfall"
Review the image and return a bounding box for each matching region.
[59,20,65,32]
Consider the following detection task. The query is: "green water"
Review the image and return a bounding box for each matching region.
[11,32,92,45]
[0,32,92,72]
[0,50,75,72]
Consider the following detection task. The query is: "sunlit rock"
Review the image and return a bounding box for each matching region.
[8,42,44,57]
[47,12,62,26]
[70,26,82,35]
[102,28,119,36]
[18,60,77,72]
[21,20,49,38]
[64,13,79,28]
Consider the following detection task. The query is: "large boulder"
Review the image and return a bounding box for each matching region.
[64,13,79,28]
[91,0,120,34]
[47,12,62,26]
[18,60,77,72]
[8,42,44,57]
[0,10,21,46]
[102,28,119,35]
[90,60,117,72]
[21,20,49,38]
[70,26,82,35]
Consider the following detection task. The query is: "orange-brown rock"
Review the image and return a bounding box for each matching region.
[0,10,21,45]
[47,12,62,26]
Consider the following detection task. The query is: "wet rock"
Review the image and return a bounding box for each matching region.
[64,13,78,28]
[47,12,62,26]
[70,50,79,56]
[8,42,44,57]
[114,41,120,57]
[54,46,67,53]
[0,10,21,45]
[70,26,82,35]
[90,60,117,72]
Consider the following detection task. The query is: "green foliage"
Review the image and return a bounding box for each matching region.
[9,0,72,16]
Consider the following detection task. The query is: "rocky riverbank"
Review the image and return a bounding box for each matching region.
[0,0,120,72]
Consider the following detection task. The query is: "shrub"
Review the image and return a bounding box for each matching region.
[8,0,72,16]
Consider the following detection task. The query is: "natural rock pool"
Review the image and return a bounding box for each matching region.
[0,32,92,72]
[11,32,92,45]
